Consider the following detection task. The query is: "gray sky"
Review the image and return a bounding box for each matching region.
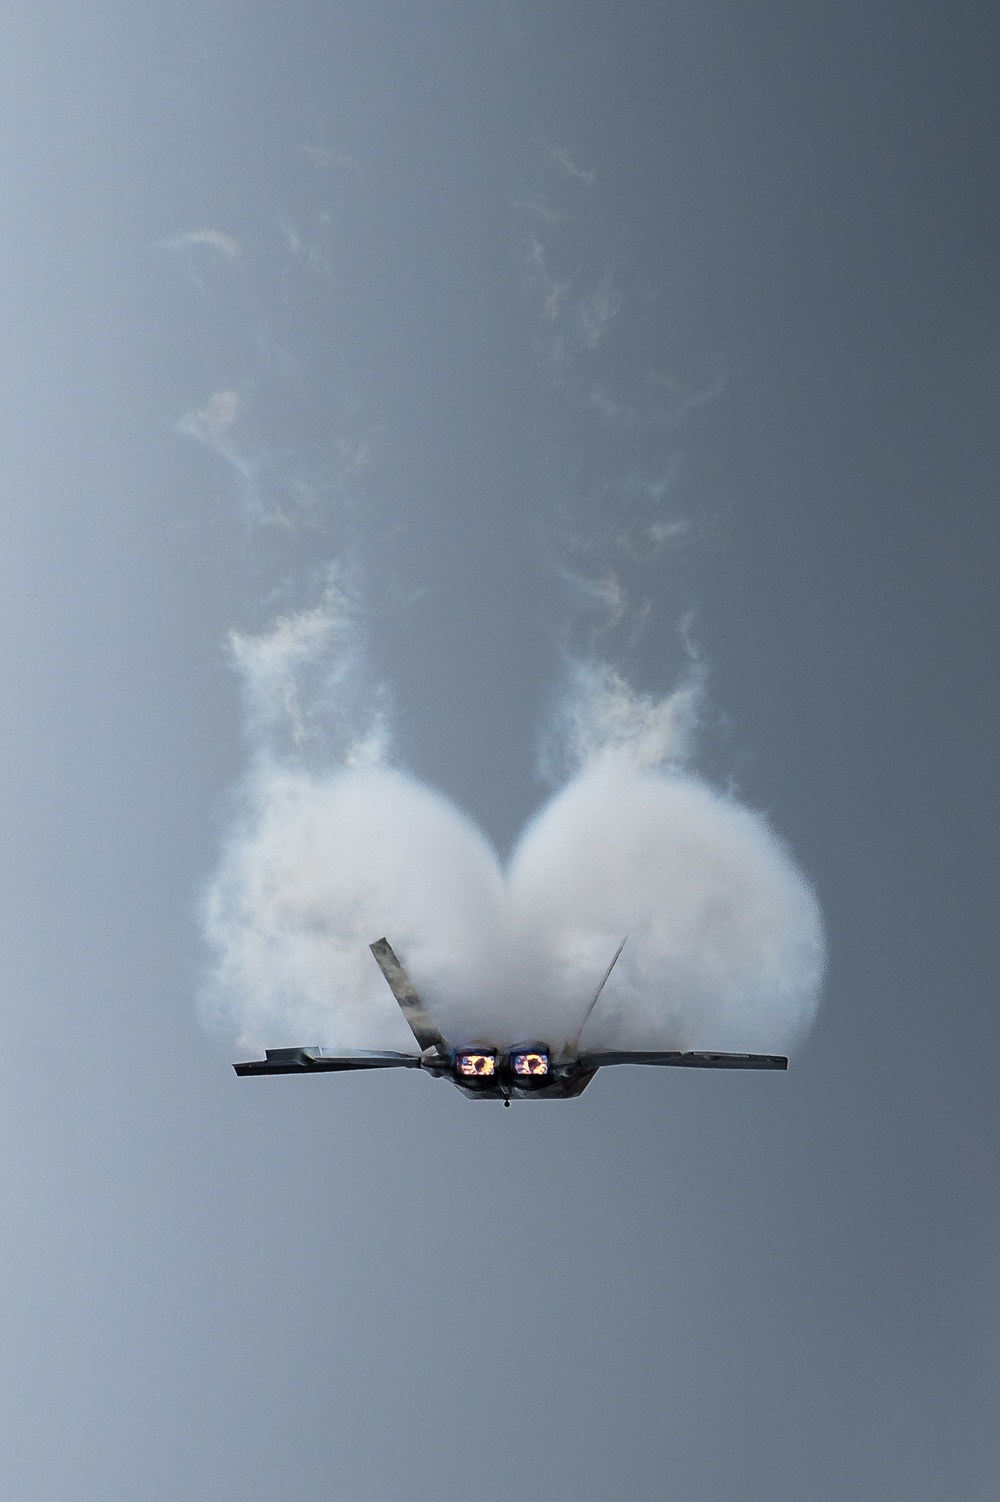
[0,3,997,1498]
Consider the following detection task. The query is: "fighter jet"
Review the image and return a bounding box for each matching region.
[234,937,786,1101]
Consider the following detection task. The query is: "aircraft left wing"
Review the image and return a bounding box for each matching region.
[580,1050,788,1070]
[234,1047,421,1076]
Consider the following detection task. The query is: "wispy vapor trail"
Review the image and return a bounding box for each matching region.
[228,576,381,764]
[177,389,254,480]
[545,142,595,185]
[543,657,704,781]
[164,228,243,263]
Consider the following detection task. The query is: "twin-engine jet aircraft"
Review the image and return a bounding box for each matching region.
[234,938,787,1102]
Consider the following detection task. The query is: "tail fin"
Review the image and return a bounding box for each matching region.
[564,937,627,1054]
[370,938,450,1056]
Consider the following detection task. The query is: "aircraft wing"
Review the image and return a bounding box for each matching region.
[234,1047,421,1076]
[580,1050,788,1070]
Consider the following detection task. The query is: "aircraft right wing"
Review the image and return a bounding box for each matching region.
[580,1050,788,1070]
[234,1047,421,1076]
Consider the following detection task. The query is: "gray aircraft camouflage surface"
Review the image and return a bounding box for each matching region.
[234,938,787,1102]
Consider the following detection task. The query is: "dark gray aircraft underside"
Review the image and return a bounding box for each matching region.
[234,938,787,1101]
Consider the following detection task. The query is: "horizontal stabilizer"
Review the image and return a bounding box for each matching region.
[369,938,449,1054]
[582,1050,788,1071]
[234,1047,421,1077]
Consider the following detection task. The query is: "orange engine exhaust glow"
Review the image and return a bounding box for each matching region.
[456,1053,497,1077]
[513,1052,549,1077]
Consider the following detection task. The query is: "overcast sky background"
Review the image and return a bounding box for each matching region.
[0,3,997,1499]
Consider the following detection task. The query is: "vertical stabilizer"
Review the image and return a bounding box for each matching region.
[370,938,450,1055]
[564,937,628,1054]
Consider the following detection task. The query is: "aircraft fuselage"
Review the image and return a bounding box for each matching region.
[232,939,789,1098]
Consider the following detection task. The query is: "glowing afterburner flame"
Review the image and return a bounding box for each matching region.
[513,1052,549,1076]
[456,1053,497,1077]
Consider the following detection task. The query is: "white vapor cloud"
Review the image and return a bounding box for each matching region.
[202,764,508,1054]
[505,760,824,1052]
[201,631,824,1061]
